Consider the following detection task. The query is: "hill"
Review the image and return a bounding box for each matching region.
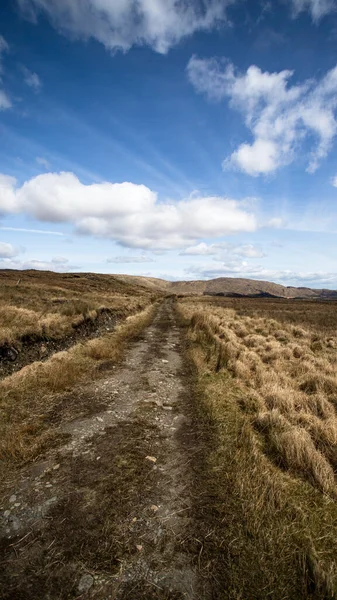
[114,274,337,299]
[1,269,336,299]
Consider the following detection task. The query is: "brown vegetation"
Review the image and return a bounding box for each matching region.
[0,269,158,350]
[178,297,337,597]
[89,272,337,299]
[0,269,160,473]
[0,304,156,469]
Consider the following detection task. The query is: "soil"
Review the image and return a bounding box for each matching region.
[0,300,208,599]
[0,309,121,380]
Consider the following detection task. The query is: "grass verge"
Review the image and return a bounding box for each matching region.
[177,300,337,599]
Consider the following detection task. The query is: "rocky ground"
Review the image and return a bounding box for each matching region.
[0,301,208,599]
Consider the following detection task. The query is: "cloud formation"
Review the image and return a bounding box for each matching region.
[180,242,265,258]
[0,242,18,258]
[180,242,219,256]
[187,262,337,286]
[0,36,8,74]
[16,0,231,54]
[0,226,64,236]
[107,255,155,264]
[22,65,41,90]
[36,156,51,169]
[187,56,337,175]
[232,244,266,258]
[0,256,75,272]
[289,0,336,21]
[0,171,257,250]
[0,36,11,110]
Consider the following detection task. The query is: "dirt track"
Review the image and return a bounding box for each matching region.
[0,301,208,599]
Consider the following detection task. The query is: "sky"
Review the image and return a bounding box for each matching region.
[0,0,337,287]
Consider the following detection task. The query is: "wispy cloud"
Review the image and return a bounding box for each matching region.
[107,256,155,264]
[0,36,11,110]
[0,241,19,258]
[21,65,41,91]
[17,0,233,54]
[0,226,64,236]
[0,256,77,272]
[0,90,11,110]
[0,35,9,75]
[36,156,51,169]
[186,262,337,287]
[289,0,336,21]
[187,56,337,176]
[180,242,266,258]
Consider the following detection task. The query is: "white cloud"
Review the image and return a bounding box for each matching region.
[0,242,19,258]
[187,260,260,278]
[233,244,265,258]
[267,217,285,228]
[36,156,51,169]
[180,241,265,258]
[107,255,155,263]
[0,175,18,213]
[0,256,76,272]
[21,65,41,90]
[0,36,11,110]
[0,226,64,236]
[187,56,337,175]
[289,0,336,21]
[16,0,232,54]
[0,35,9,75]
[186,262,337,286]
[51,256,68,264]
[0,90,11,110]
[0,171,257,250]
[180,242,219,255]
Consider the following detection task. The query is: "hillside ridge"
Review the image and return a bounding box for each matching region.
[1,269,336,299]
[114,274,337,299]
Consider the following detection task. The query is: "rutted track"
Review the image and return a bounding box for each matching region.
[0,300,206,599]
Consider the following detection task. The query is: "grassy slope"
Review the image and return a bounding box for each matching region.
[3,269,335,302]
[0,269,162,472]
[0,269,160,348]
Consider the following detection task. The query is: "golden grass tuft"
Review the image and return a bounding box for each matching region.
[255,410,335,495]
[178,297,337,493]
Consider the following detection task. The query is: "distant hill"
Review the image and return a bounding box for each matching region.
[1,270,336,300]
[114,274,337,299]
[167,277,319,298]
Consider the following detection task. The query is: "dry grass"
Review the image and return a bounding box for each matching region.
[178,298,337,597]
[0,304,156,467]
[179,300,337,495]
[0,269,158,349]
[0,269,160,469]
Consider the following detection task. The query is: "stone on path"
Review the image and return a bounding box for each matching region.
[78,573,94,594]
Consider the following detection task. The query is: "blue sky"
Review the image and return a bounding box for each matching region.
[0,0,337,287]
